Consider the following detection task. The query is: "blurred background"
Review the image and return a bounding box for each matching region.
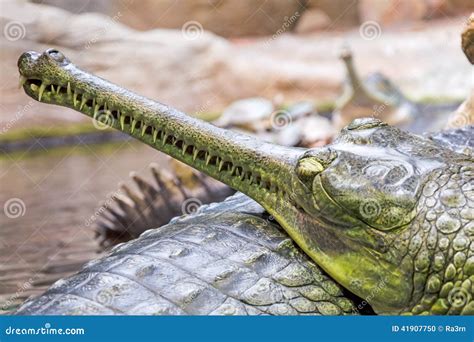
[0,0,473,313]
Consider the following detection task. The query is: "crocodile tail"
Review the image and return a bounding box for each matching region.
[94,160,235,247]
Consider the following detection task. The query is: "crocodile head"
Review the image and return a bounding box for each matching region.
[293,118,460,314]
[18,50,466,314]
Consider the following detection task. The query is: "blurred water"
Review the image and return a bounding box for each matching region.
[0,140,169,313]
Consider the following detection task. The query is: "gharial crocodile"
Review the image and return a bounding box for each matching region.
[17,49,473,315]
[333,48,419,130]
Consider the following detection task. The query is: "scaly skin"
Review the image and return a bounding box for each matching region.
[18,50,473,314]
[16,193,357,315]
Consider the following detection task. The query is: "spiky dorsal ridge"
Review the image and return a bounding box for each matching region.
[95,160,234,247]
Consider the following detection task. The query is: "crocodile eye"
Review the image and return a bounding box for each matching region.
[296,148,336,185]
[45,49,68,65]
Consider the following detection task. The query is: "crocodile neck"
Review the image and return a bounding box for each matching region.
[342,54,372,103]
[397,164,473,315]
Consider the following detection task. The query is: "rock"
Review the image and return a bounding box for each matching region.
[461,13,474,64]
[295,9,331,34]
[358,0,473,26]
[1,1,472,134]
[304,0,359,28]
[358,0,428,26]
[112,0,305,38]
[214,98,274,131]
[296,115,335,146]
[286,101,317,120]
[274,124,303,147]
[445,13,474,130]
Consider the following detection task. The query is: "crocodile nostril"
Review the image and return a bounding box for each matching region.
[45,48,67,64]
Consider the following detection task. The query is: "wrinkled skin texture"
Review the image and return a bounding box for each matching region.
[18,50,473,314]
[16,194,357,315]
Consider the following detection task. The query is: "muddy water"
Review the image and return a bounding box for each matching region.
[0,141,170,313]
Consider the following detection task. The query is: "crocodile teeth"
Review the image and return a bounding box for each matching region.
[152,128,158,142]
[30,83,38,91]
[19,75,27,88]
[131,119,137,133]
[56,85,61,95]
[73,92,78,107]
[193,149,199,161]
[120,115,125,130]
[94,104,100,117]
[38,83,46,101]
[218,160,225,171]
[205,153,211,165]
[67,82,71,96]
[182,144,188,155]
[80,96,87,110]
[50,85,55,93]
[230,165,236,174]
[141,125,147,137]
[162,134,168,146]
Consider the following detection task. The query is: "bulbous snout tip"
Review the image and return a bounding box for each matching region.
[17,50,40,71]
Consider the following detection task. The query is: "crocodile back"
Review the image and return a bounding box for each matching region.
[16,194,357,315]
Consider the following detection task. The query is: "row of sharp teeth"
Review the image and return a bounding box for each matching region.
[21,76,294,200]
[21,76,73,103]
